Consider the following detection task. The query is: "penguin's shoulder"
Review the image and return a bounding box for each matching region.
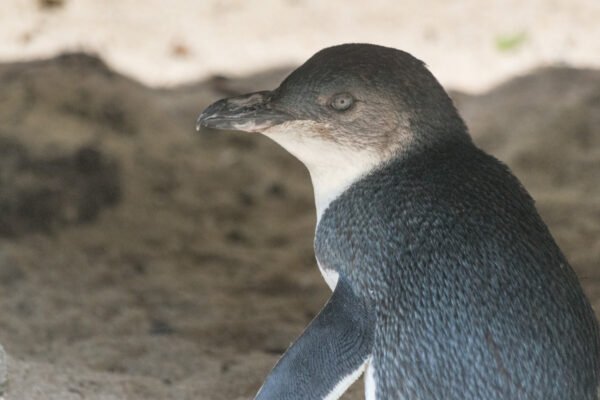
[317,140,537,240]
[313,141,558,292]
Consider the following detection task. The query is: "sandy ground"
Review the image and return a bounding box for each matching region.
[1,0,600,92]
[0,53,598,399]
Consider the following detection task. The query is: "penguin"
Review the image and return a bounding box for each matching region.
[196,43,600,399]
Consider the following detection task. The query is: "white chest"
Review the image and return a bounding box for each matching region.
[316,257,339,291]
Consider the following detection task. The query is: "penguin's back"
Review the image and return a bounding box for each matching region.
[315,140,600,399]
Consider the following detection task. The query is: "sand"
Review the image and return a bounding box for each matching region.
[2,0,600,92]
[0,344,6,398]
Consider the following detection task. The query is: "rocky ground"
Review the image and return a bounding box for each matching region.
[0,54,598,399]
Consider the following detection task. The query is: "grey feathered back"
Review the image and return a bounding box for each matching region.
[315,140,600,399]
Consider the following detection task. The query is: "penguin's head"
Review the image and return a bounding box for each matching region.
[197,43,469,217]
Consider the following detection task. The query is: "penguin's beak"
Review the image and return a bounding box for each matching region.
[196,91,293,133]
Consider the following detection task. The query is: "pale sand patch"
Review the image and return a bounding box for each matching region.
[1,0,599,92]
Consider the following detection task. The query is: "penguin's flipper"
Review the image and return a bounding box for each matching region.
[254,276,374,400]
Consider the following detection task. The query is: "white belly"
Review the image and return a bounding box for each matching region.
[365,360,377,400]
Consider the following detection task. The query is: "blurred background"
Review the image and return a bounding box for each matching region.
[3,0,600,91]
[0,1,599,399]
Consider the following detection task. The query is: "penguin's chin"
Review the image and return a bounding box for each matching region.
[262,120,385,221]
[227,121,280,133]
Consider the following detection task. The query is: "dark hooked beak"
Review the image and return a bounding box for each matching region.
[196,91,293,132]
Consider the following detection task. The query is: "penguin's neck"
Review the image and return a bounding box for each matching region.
[262,121,390,222]
[306,151,383,223]
[310,172,353,222]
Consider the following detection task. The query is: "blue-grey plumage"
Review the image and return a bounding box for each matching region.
[315,142,600,399]
[198,43,600,399]
[254,277,373,399]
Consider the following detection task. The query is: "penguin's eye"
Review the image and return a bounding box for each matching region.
[330,93,354,111]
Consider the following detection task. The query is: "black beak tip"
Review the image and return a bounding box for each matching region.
[195,116,204,132]
[195,109,213,132]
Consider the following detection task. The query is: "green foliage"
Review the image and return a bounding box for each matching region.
[495,32,528,52]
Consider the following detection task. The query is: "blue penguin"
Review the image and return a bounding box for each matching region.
[196,43,600,399]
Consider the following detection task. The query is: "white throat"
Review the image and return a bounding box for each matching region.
[263,121,385,222]
[307,150,379,221]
